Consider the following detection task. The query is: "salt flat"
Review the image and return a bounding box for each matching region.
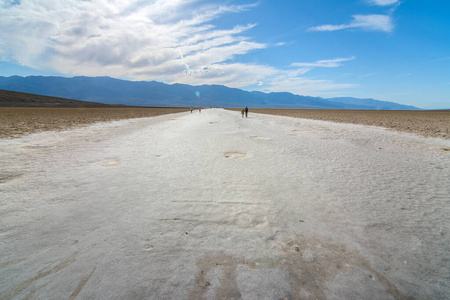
[1,108,449,299]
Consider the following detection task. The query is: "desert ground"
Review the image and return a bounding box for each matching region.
[2,107,449,140]
[0,107,188,139]
[230,108,450,140]
[1,108,449,299]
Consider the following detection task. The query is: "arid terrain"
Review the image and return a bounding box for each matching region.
[2,107,449,140]
[1,89,448,140]
[0,107,189,139]
[230,108,450,140]
[0,89,189,138]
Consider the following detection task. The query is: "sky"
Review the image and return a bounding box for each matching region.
[0,0,449,109]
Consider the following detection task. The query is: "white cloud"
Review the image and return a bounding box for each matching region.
[0,0,262,78]
[260,76,358,96]
[309,14,394,33]
[291,56,356,68]
[0,0,357,96]
[174,63,278,88]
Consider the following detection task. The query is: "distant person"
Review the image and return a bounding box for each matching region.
[245,106,248,117]
[241,108,244,118]
[190,107,193,113]
[199,107,201,113]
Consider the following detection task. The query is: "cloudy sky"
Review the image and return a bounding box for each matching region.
[0,0,449,109]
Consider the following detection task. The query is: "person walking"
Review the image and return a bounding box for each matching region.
[241,108,244,118]
[199,107,201,113]
[190,107,193,113]
[245,106,248,117]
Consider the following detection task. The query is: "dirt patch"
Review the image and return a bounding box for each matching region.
[228,108,450,139]
[269,233,409,300]
[190,234,412,299]
[0,107,188,139]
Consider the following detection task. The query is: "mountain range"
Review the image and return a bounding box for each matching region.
[0,76,420,110]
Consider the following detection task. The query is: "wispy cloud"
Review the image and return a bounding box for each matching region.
[291,56,356,68]
[367,0,400,6]
[395,73,411,78]
[419,57,450,64]
[260,76,359,96]
[358,73,375,79]
[309,14,394,32]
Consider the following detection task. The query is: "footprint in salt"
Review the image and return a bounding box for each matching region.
[143,244,154,251]
[100,159,122,167]
[250,136,270,140]
[224,152,246,158]
[0,172,23,184]
[22,145,54,150]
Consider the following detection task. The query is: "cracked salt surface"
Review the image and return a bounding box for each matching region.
[1,109,449,299]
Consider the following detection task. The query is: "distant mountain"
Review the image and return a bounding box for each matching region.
[324,97,418,110]
[0,76,420,110]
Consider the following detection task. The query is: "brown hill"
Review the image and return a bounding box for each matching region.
[0,89,124,107]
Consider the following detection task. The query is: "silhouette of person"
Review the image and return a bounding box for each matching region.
[241,108,244,118]
[245,106,248,117]
[199,107,201,113]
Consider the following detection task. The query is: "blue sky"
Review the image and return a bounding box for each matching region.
[0,0,449,109]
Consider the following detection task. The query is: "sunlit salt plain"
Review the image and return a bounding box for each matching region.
[1,108,449,299]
